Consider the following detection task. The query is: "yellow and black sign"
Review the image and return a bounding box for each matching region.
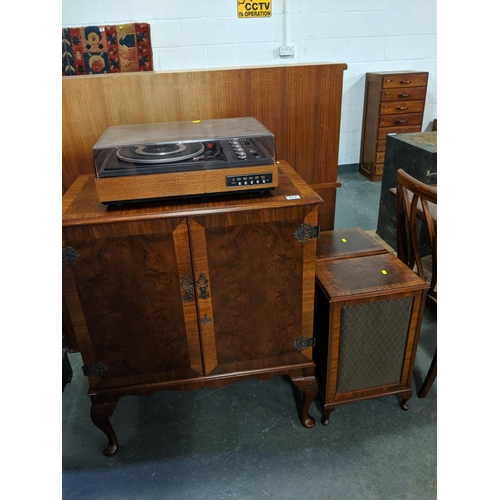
[237,1,272,18]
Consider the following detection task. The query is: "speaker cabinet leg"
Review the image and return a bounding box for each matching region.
[399,391,412,411]
[321,407,336,426]
[291,376,318,428]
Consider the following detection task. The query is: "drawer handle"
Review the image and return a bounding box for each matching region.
[395,119,408,124]
[398,93,410,98]
[397,106,409,110]
[400,80,412,84]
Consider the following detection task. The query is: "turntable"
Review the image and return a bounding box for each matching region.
[92,117,278,204]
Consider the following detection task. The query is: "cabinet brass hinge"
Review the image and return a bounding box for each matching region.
[62,246,79,267]
[294,223,320,243]
[82,361,108,377]
[293,336,316,351]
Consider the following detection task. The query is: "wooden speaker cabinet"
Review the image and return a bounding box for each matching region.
[313,253,428,426]
[316,227,388,262]
[62,162,323,455]
[359,71,428,181]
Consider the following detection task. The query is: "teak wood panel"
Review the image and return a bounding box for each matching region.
[94,163,279,204]
[62,63,347,229]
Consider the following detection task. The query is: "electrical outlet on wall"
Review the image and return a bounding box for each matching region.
[279,46,295,57]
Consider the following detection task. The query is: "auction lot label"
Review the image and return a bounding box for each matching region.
[237,1,272,18]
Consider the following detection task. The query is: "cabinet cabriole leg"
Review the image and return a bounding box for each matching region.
[90,402,119,456]
[291,376,318,428]
[399,391,412,411]
[321,407,335,426]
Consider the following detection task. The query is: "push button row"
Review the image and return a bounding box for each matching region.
[226,172,273,188]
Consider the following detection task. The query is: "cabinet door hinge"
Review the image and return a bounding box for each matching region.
[82,361,108,377]
[294,223,320,243]
[293,336,316,351]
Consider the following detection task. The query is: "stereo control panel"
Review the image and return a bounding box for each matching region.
[226,172,273,188]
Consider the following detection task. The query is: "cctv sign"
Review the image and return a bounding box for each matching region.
[237,1,272,18]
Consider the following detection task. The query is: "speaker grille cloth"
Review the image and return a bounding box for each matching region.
[337,297,413,393]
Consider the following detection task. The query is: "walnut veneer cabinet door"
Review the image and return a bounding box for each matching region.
[359,71,428,181]
[63,217,204,389]
[188,210,318,377]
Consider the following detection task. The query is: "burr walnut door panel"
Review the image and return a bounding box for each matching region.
[188,208,318,376]
[62,218,204,389]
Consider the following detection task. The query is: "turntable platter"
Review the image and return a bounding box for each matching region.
[117,142,205,164]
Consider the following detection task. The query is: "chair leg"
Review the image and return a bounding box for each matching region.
[418,350,436,398]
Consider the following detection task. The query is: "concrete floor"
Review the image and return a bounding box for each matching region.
[62,170,437,499]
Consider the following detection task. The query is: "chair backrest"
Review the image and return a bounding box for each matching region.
[396,168,437,312]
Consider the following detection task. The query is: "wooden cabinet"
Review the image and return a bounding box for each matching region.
[377,132,437,252]
[313,253,428,425]
[62,162,323,456]
[359,71,428,181]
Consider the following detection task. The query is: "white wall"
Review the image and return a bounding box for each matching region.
[62,0,437,166]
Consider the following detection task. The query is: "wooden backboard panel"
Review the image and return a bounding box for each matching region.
[62,63,347,229]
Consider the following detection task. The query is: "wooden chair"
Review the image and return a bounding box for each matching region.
[396,169,437,398]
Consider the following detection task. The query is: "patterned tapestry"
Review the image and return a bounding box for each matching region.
[62,23,153,76]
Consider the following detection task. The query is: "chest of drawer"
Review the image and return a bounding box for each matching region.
[379,101,425,115]
[359,70,429,182]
